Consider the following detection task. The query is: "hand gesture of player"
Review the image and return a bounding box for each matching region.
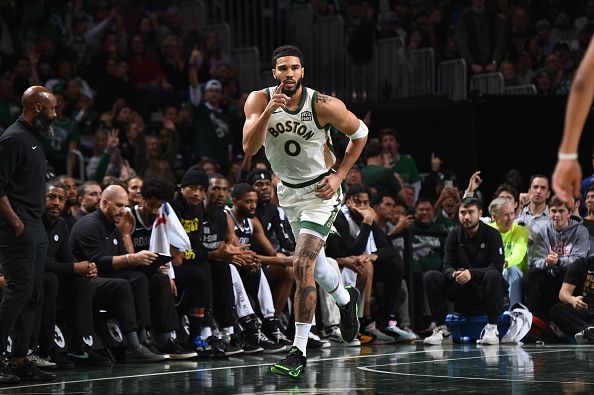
[315,173,342,200]
[266,82,290,114]
[552,159,581,208]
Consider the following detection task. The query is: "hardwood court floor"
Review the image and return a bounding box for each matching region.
[1,343,592,394]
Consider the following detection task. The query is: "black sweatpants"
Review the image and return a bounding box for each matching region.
[102,270,152,330]
[31,272,59,355]
[58,276,99,352]
[0,223,48,357]
[523,268,564,320]
[94,277,138,334]
[550,303,594,336]
[148,273,179,333]
[425,269,506,324]
[373,256,404,326]
[211,262,235,328]
[174,263,212,311]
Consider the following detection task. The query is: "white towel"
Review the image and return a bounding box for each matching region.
[149,202,192,279]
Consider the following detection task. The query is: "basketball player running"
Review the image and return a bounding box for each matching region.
[552,37,594,205]
[243,45,368,378]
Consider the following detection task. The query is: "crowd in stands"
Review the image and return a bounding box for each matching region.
[1,0,594,379]
[306,0,594,94]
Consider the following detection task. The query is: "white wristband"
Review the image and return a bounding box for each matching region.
[558,152,578,160]
[348,120,368,141]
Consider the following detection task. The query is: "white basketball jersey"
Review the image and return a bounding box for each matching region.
[263,86,336,185]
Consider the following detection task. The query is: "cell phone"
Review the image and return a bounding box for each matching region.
[444,180,453,188]
[153,253,173,266]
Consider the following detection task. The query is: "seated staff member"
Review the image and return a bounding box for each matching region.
[69,185,166,362]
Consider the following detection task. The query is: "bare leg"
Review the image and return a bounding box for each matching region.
[362,260,373,317]
[267,265,295,318]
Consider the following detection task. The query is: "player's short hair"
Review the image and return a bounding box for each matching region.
[232,183,256,200]
[141,176,175,201]
[272,45,304,68]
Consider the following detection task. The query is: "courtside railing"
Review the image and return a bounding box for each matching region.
[407,48,436,97]
[437,59,467,101]
[504,84,537,95]
[469,72,505,96]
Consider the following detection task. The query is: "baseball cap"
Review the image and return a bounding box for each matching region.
[204,79,222,91]
[246,169,272,185]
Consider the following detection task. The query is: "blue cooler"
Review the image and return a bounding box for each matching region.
[445,312,511,343]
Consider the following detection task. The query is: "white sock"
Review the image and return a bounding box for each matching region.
[315,248,350,306]
[222,326,234,336]
[200,326,212,339]
[293,322,312,356]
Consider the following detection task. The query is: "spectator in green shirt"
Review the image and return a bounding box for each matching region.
[361,139,407,202]
[410,198,448,273]
[489,196,528,308]
[379,128,420,199]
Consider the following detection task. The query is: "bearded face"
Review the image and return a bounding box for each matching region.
[32,111,55,138]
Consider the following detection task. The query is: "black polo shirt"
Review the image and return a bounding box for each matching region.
[69,209,126,274]
[0,118,47,225]
[43,215,76,275]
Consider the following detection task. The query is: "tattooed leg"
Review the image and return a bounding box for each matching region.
[293,234,324,323]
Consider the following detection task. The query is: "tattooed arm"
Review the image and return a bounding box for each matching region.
[313,94,367,199]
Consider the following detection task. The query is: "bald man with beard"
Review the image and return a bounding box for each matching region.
[70,185,169,363]
[0,86,57,383]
